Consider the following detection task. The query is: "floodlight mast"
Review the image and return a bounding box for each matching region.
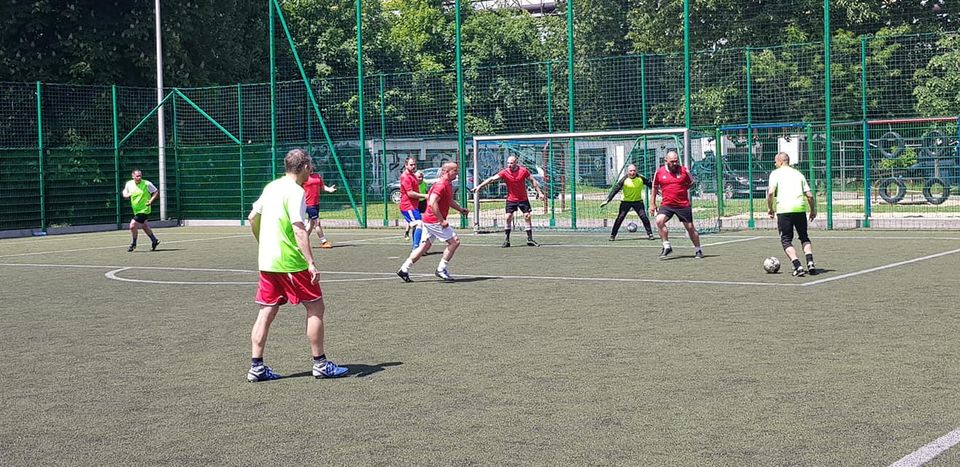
[155,0,167,219]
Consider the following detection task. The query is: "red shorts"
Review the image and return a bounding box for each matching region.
[255,270,323,306]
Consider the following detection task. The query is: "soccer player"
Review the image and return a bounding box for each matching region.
[303,170,337,249]
[471,156,544,247]
[121,169,160,252]
[403,170,428,241]
[246,148,348,382]
[600,164,655,241]
[396,162,469,283]
[650,150,703,259]
[398,157,427,249]
[767,151,818,277]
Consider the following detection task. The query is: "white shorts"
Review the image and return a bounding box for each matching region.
[421,223,457,243]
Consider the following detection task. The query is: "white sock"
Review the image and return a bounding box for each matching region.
[401,259,413,273]
[319,236,327,243]
[663,241,671,249]
[695,246,702,253]
[438,258,449,271]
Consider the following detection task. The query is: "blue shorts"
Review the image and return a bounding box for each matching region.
[401,209,422,223]
[306,205,320,220]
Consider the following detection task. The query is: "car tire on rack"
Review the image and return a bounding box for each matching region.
[922,177,950,205]
[878,177,906,204]
[878,131,905,159]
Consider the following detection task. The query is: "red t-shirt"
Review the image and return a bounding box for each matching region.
[398,171,419,211]
[303,173,323,207]
[498,166,531,202]
[422,179,454,224]
[654,166,693,208]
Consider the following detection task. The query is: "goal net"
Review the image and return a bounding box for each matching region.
[470,128,719,234]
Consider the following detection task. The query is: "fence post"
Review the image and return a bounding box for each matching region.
[824,0,834,229]
[380,73,388,227]
[546,61,555,227]
[715,128,724,217]
[269,0,277,180]
[112,84,120,229]
[746,47,755,229]
[455,0,467,228]
[356,0,367,228]
[172,90,181,215]
[861,35,871,228]
[37,81,46,232]
[566,0,576,229]
[238,83,246,223]
[640,54,651,206]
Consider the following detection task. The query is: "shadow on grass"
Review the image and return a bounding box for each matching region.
[284,361,403,379]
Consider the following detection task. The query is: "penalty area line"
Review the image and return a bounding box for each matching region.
[802,247,960,287]
[889,427,960,467]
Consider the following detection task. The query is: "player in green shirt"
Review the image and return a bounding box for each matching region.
[245,148,348,382]
[600,164,655,241]
[767,152,818,276]
[121,169,160,252]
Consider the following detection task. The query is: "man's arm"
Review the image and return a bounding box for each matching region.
[292,221,319,282]
[472,174,501,192]
[528,175,545,200]
[427,193,444,225]
[649,177,660,214]
[766,173,778,218]
[402,177,426,200]
[449,198,469,216]
[147,189,159,205]
[121,182,131,199]
[805,191,817,221]
[248,211,261,242]
[601,179,625,207]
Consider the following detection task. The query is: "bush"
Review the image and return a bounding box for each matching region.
[878,146,917,170]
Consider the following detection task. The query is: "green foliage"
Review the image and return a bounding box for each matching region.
[913,34,960,118]
[878,146,918,170]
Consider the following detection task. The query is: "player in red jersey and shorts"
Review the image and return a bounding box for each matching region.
[472,156,544,247]
[650,150,703,259]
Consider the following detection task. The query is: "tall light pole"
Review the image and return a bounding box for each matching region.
[155,0,167,219]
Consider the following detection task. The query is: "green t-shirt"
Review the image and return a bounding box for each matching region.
[768,165,811,213]
[622,176,646,202]
[252,177,309,272]
[124,179,157,215]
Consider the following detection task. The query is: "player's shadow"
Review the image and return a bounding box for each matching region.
[314,244,356,249]
[448,276,498,283]
[146,248,182,252]
[285,361,403,379]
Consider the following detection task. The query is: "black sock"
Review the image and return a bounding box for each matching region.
[504,229,511,241]
[792,259,802,269]
[130,239,137,245]
[805,254,814,264]
[251,357,264,367]
[148,234,157,241]
[526,229,533,240]
[313,354,326,364]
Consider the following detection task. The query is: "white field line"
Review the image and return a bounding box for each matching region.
[103,267,398,285]
[0,234,250,258]
[702,236,764,247]
[0,262,790,287]
[889,427,960,467]
[801,247,960,287]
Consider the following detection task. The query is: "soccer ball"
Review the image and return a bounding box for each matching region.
[627,222,638,233]
[763,256,781,273]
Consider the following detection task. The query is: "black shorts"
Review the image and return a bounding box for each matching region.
[505,200,532,214]
[132,213,149,224]
[305,205,320,220]
[657,205,694,224]
[777,212,810,249]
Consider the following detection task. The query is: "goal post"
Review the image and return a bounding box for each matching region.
[470,128,718,233]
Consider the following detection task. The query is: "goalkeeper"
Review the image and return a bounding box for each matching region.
[600,164,654,241]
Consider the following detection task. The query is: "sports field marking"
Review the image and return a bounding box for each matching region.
[103,267,399,285]
[802,247,960,287]
[889,427,960,467]
[701,236,764,247]
[0,234,250,258]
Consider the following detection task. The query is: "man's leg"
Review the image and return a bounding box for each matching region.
[656,213,673,258]
[141,221,159,250]
[795,215,815,274]
[610,202,630,240]
[315,219,331,248]
[523,208,539,246]
[502,210,515,247]
[128,220,139,251]
[435,236,460,281]
[251,305,280,358]
[778,214,805,276]
[397,238,432,282]
[305,298,348,378]
[682,221,703,258]
[633,203,654,238]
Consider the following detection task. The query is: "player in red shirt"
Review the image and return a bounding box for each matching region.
[302,172,337,248]
[397,157,427,249]
[472,156,544,247]
[397,162,469,282]
[649,150,703,259]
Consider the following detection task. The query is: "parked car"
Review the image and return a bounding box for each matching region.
[692,154,769,199]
